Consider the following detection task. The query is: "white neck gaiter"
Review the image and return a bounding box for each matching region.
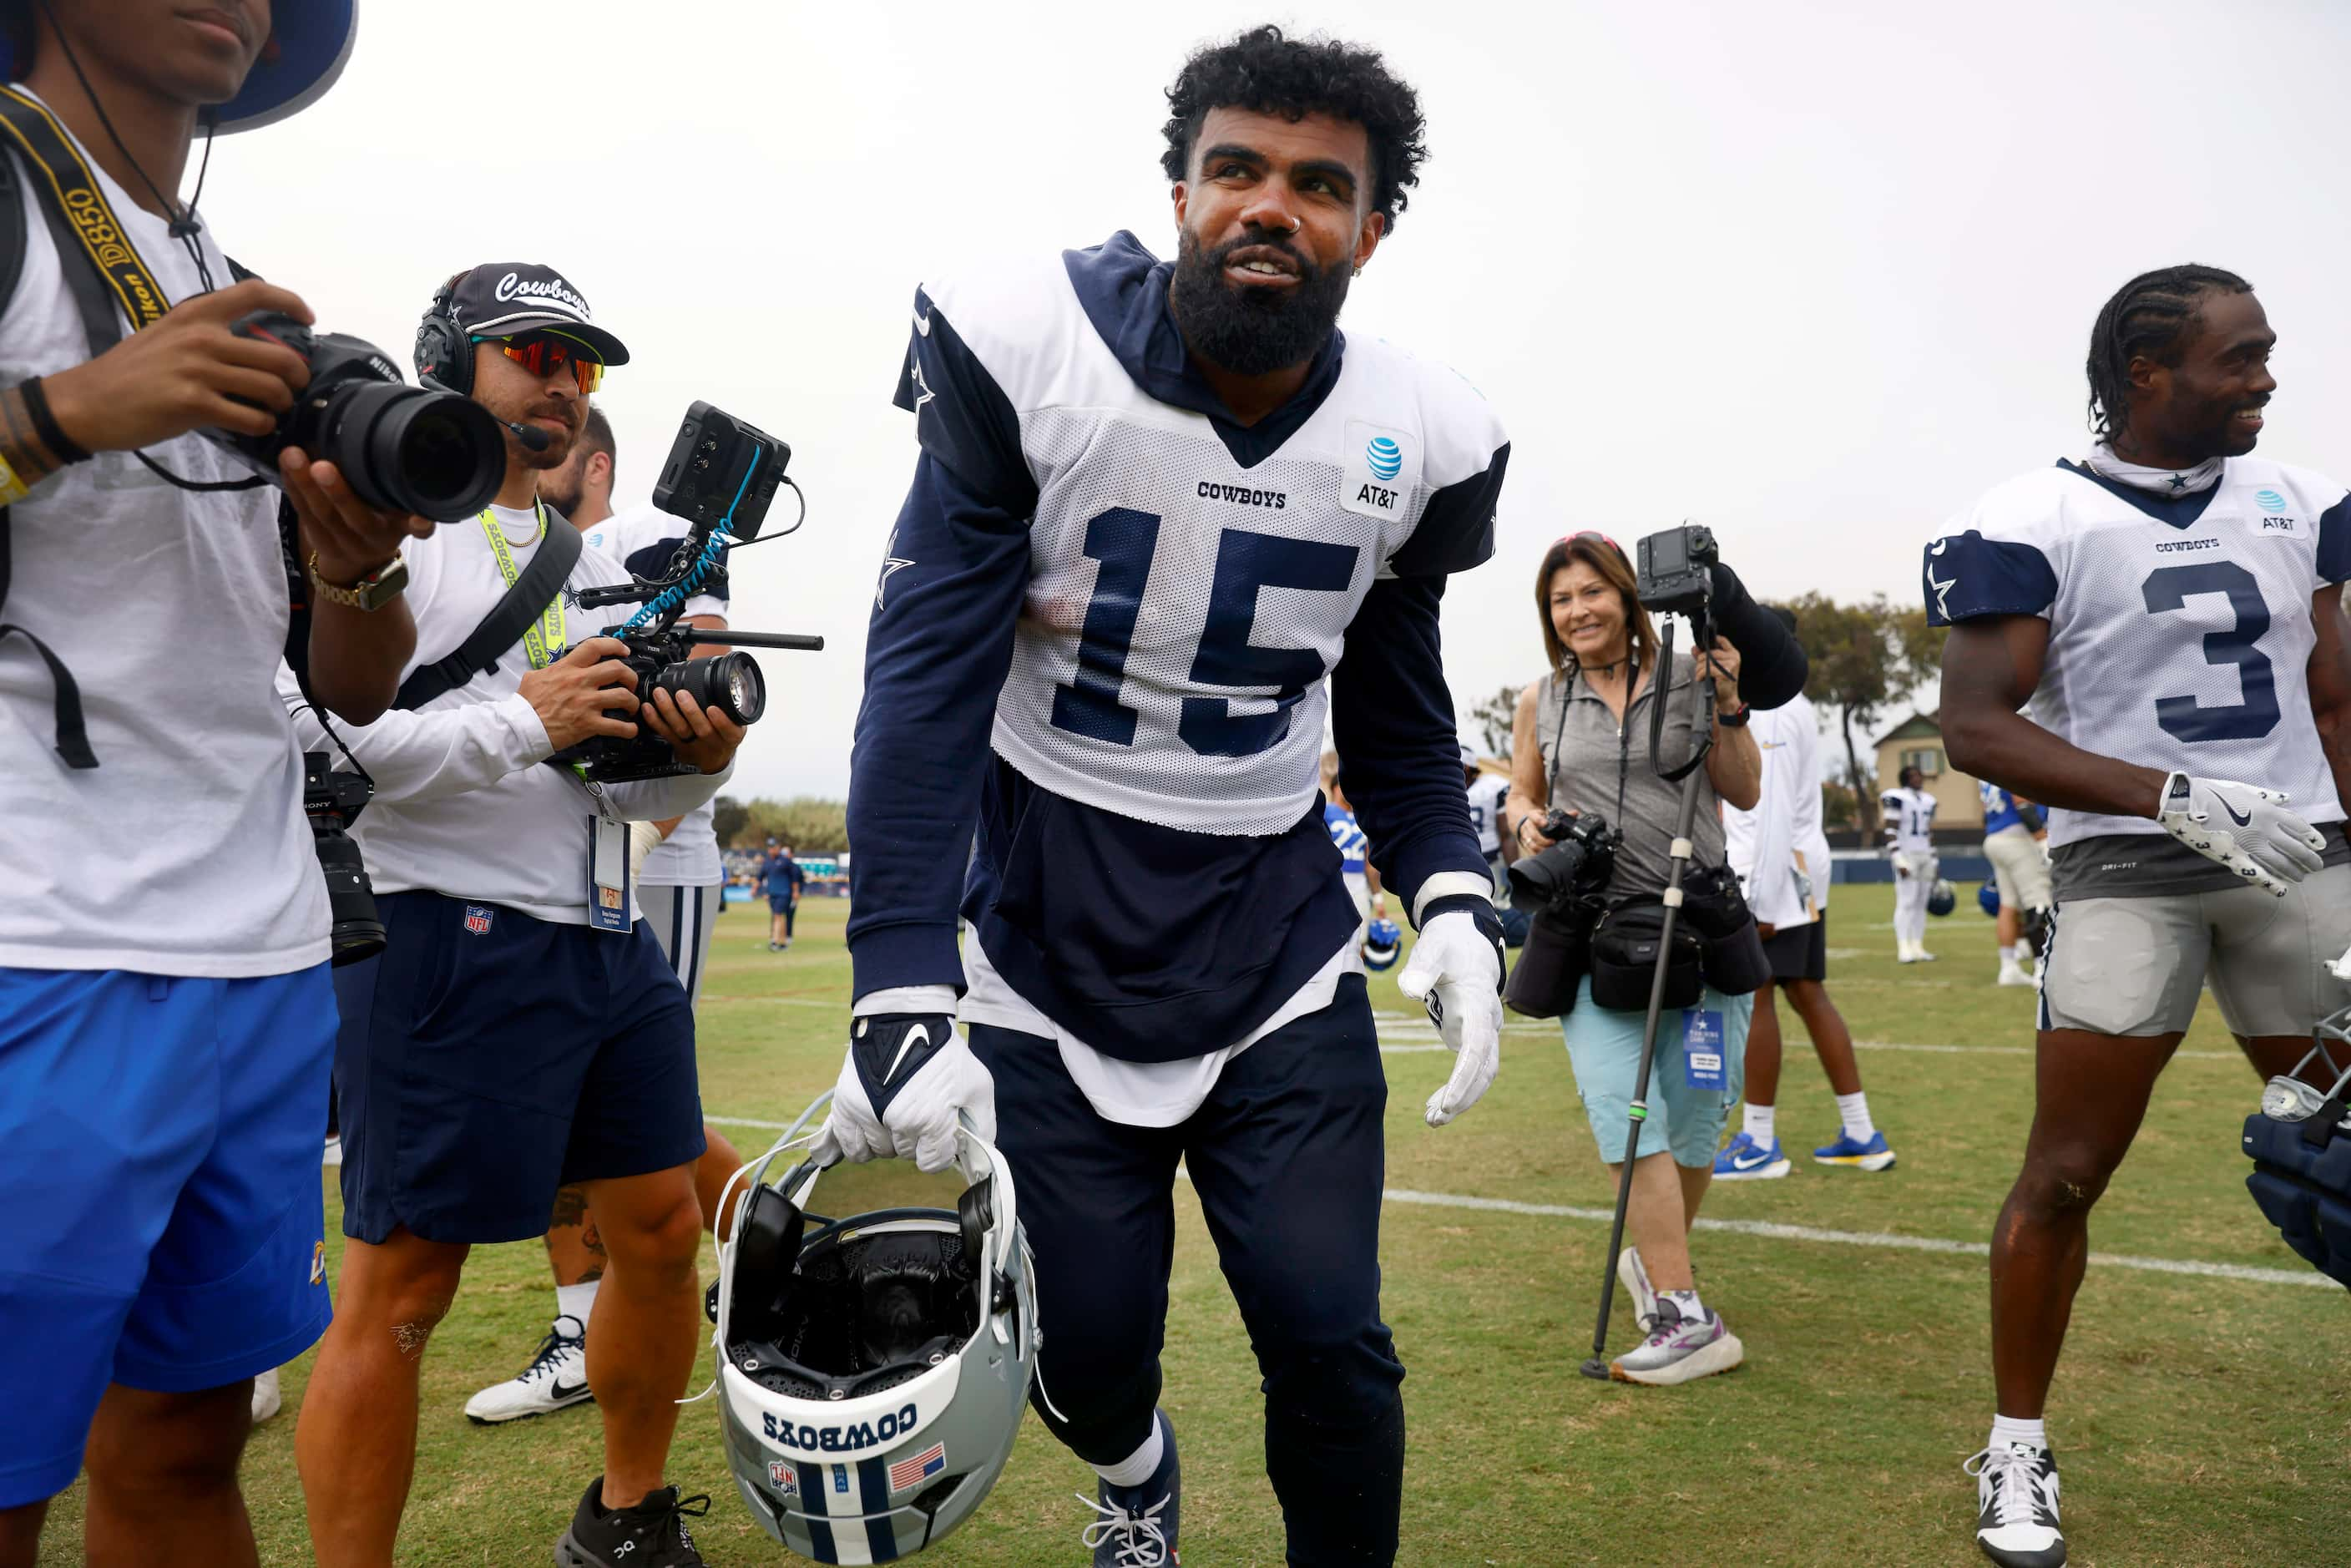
[2085,442,2223,497]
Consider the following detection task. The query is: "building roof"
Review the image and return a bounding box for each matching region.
[1875,710,1942,746]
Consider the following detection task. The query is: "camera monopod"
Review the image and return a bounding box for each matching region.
[1578,598,1717,1383]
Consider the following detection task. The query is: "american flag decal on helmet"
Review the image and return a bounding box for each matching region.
[889,1442,946,1492]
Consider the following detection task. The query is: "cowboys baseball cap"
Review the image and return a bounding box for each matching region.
[3,3,358,134]
[445,263,630,366]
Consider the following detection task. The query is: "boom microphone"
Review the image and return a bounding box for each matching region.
[503,418,551,452]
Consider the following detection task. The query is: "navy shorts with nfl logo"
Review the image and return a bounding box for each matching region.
[332,891,706,1245]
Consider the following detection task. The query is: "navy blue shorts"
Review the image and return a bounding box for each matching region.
[332,892,705,1246]
[0,964,335,1508]
[766,893,792,913]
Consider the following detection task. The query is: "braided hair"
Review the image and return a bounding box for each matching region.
[2085,264,2253,443]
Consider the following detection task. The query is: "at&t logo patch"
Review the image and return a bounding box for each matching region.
[1341,420,1418,523]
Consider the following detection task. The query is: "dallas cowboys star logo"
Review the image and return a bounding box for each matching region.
[907,357,936,416]
[875,530,913,609]
[2169,473,2189,492]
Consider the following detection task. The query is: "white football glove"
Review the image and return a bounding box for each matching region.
[811,984,996,1174]
[1396,899,1507,1127]
[2155,772,2326,898]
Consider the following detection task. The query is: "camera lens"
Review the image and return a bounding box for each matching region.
[654,651,766,726]
[312,827,385,966]
[322,382,506,518]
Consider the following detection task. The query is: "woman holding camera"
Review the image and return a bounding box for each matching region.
[1504,532,1762,1386]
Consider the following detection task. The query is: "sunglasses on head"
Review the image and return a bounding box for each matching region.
[476,332,604,394]
[1560,529,1625,557]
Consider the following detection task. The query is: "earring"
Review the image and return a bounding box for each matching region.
[1352,264,1363,278]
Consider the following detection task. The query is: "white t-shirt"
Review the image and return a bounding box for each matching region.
[578,502,726,886]
[276,505,728,923]
[1782,694,1833,911]
[1465,771,1509,862]
[1722,701,1814,929]
[0,98,326,976]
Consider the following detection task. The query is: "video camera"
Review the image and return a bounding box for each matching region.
[552,402,824,784]
[206,311,506,519]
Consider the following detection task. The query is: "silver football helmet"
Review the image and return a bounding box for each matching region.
[713,1096,1037,1562]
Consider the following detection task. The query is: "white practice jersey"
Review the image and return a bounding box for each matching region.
[1928,457,2350,847]
[579,503,727,885]
[918,237,1509,839]
[1466,771,1509,862]
[1880,787,1938,853]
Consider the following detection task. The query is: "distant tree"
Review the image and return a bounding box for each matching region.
[711,794,749,848]
[1819,778,1858,831]
[732,797,848,852]
[1772,593,1941,837]
[1468,680,1525,759]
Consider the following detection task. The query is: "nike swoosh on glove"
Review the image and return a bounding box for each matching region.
[2156,771,2326,898]
[812,984,996,1174]
[1398,896,1506,1127]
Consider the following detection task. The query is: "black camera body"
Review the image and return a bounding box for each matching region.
[555,402,822,784]
[1502,809,1622,1019]
[303,751,383,966]
[1636,524,1718,616]
[205,311,507,519]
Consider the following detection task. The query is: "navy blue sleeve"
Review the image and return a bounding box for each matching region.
[1923,530,2058,625]
[1329,574,1489,924]
[1388,443,1509,578]
[845,453,1033,1000]
[2318,493,2351,585]
[892,286,1039,513]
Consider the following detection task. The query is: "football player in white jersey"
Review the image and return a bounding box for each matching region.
[825,27,1509,1566]
[1930,265,2351,1568]
[1880,766,1941,961]
[461,408,748,1427]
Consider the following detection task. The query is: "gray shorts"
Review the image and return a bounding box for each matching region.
[2040,862,2351,1038]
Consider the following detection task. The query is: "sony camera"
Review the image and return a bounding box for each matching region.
[303,751,383,966]
[205,311,506,519]
[554,401,819,784]
[1636,524,1719,616]
[1502,808,1622,1019]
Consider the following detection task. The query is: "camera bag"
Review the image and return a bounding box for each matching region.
[1503,908,1589,1019]
[1587,898,1702,1012]
[1677,864,1772,997]
[391,511,580,711]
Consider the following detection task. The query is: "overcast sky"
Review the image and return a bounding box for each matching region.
[197,0,2351,799]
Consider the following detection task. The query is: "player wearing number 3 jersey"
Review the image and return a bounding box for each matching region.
[832,28,1508,1565]
[1930,266,2351,1568]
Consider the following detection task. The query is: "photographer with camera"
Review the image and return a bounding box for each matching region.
[1503,531,1762,1386]
[0,7,452,1563]
[275,264,746,1568]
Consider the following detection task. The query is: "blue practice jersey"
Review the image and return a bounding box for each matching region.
[1980,781,2025,836]
[847,232,1509,1061]
[1325,803,1369,875]
[1926,457,2351,849]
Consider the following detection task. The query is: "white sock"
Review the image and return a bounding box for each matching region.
[1990,1414,2048,1454]
[1093,1422,1165,1489]
[556,1281,599,1333]
[1742,1103,1776,1146]
[1661,1286,1706,1324]
[1834,1091,1876,1142]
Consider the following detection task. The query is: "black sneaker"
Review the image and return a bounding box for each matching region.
[1966,1442,2065,1566]
[1079,1409,1180,1566]
[555,1478,710,1567]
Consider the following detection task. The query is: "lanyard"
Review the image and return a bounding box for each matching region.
[477,503,567,670]
[0,87,171,331]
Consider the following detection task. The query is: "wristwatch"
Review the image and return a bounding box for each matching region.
[309,552,408,612]
[1719,702,1752,727]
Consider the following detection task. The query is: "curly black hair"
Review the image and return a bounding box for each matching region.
[2086,263,2253,443]
[1160,24,1428,228]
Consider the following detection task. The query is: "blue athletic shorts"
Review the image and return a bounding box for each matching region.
[0,964,335,1509]
[1560,976,1752,1167]
[766,893,792,913]
[332,892,705,1246]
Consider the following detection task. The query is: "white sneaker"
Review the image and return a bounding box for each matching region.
[321,1134,342,1167]
[250,1366,282,1424]
[1915,948,1939,963]
[1997,964,2035,988]
[463,1315,593,1425]
[1616,1246,1658,1334]
[1967,1442,2065,1565]
[1608,1298,1744,1386]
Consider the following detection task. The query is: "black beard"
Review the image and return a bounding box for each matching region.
[538,466,584,517]
[1168,225,1352,378]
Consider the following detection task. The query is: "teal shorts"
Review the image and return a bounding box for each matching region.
[1560,976,1752,1168]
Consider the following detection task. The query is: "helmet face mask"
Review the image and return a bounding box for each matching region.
[715,1106,1037,1560]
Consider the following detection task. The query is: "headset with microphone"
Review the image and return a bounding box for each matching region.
[413,271,552,453]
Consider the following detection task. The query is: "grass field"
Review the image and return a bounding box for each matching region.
[37,886,2351,1566]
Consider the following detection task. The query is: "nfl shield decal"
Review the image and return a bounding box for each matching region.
[767,1459,798,1495]
[889,1441,947,1492]
[463,905,493,936]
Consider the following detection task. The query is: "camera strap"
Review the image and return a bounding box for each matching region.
[393,504,581,711]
